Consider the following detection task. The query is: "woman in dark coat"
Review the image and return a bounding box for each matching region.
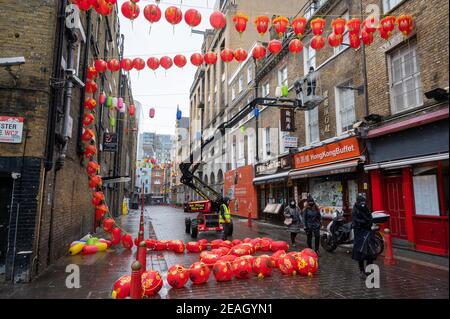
[303,195,321,254]
[352,194,375,278]
[284,200,303,247]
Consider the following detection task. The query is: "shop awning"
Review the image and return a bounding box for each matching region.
[253,171,290,185]
[289,159,360,179]
[364,153,449,171]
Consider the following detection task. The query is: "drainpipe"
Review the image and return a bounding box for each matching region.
[360,0,370,117]
[253,57,260,163]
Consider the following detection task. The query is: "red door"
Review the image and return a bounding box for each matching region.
[383,176,408,239]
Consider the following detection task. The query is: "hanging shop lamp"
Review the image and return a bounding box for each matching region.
[86,66,98,80]
[233,13,248,35]
[347,18,361,33]
[86,161,100,176]
[332,17,347,35]
[86,80,98,94]
[133,57,145,71]
[311,35,325,51]
[397,15,414,37]
[121,1,140,23]
[84,97,97,111]
[83,113,95,127]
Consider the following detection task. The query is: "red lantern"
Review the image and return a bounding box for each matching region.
[233,13,248,35]
[149,108,155,118]
[76,0,92,11]
[184,8,202,28]
[190,53,204,67]
[289,39,304,54]
[102,218,115,232]
[147,57,160,71]
[132,58,145,71]
[210,11,226,30]
[254,16,270,36]
[160,56,173,70]
[361,29,374,46]
[129,104,136,116]
[84,97,97,110]
[219,254,237,263]
[121,58,133,71]
[220,48,234,63]
[232,256,252,279]
[95,0,113,16]
[173,55,187,68]
[107,59,120,72]
[349,32,361,49]
[253,255,273,278]
[272,16,290,38]
[121,1,140,21]
[278,254,297,276]
[141,270,163,297]
[86,66,98,80]
[268,40,282,55]
[186,241,204,253]
[111,227,121,245]
[86,161,100,176]
[111,275,131,299]
[213,261,233,282]
[200,253,220,267]
[311,17,326,36]
[85,80,98,94]
[165,6,183,30]
[292,17,307,38]
[94,59,107,73]
[234,48,248,63]
[252,44,267,60]
[95,204,108,221]
[260,238,273,251]
[143,4,161,25]
[270,241,289,252]
[204,52,217,65]
[327,32,343,47]
[167,264,189,289]
[310,35,325,51]
[82,128,95,142]
[92,191,105,206]
[363,16,378,33]
[189,262,210,285]
[397,15,413,37]
[271,250,286,268]
[380,16,396,39]
[121,233,133,250]
[83,113,95,126]
[332,17,346,35]
[89,175,102,189]
[84,144,97,159]
[347,18,361,33]
[167,240,185,253]
[99,92,106,105]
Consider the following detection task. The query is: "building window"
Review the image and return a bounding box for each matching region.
[335,83,356,134]
[264,127,271,158]
[383,0,402,13]
[231,85,236,100]
[262,81,270,97]
[388,44,423,114]
[238,138,244,160]
[247,64,253,83]
[334,11,350,55]
[305,106,319,144]
[278,66,288,87]
[413,165,441,216]
[248,134,254,165]
[238,75,244,93]
[304,45,316,75]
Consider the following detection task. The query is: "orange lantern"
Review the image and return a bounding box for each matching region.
[167,264,189,289]
[174,55,187,68]
[102,218,115,232]
[349,32,361,49]
[82,128,95,142]
[84,144,97,159]
[86,161,100,176]
[89,175,103,190]
[210,11,226,30]
[254,16,270,36]
[112,275,131,299]
[233,13,248,35]
[363,16,378,33]
[107,58,120,72]
[85,80,97,94]
[278,254,297,276]
[121,1,140,21]
[220,48,234,63]
[289,39,304,54]
[380,16,396,39]
[397,15,413,37]
[213,261,233,282]
[204,52,218,65]
[310,35,325,51]
[234,48,248,63]
[253,255,273,278]
[292,16,307,38]
[189,262,210,285]
[141,270,163,297]
[361,28,374,46]
[95,204,108,221]
[84,97,97,110]
[184,8,202,29]
[94,59,107,73]
[121,58,133,71]
[147,57,160,71]
[232,256,252,279]
[268,39,282,55]
[311,17,326,35]
[83,112,94,126]
[272,16,290,38]
[332,17,346,35]
[121,233,133,250]
[165,6,183,31]
[190,53,204,67]
[327,32,343,47]
[92,191,105,206]
[347,18,361,33]
[86,66,98,80]
[94,0,113,16]
[111,227,121,245]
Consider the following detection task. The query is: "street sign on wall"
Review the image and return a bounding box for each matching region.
[103,133,118,152]
[283,136,298,148]
[0,116,24,144]
[280,109,295,132]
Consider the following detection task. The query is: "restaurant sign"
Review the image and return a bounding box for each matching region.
[256,154,292,175]
[0,116,24,144]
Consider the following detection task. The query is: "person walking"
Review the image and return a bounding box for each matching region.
[284,200,303,247]
[220,197,232,240]
[303,195,321,254]
[352,194,376,279]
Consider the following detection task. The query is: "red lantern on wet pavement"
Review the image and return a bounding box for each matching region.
[86,66,98,80]
[363,16,378,33]
[107,59,120,72]
[289,39,304,54]
[271,250,286,268]
[82,128,95,142]
[397,15,414,37]
[102,218,115,232]
[332,17,347,35]
[210,11,226,30]
[252,44,267,60]
[186,241,204,253]
[121,1,140,21]
[174,54,187,68]
[92,191,105,206]
[254,16,270,36]
[349,32,361,49]
[233,13,248,35]
[84,144,97,159]
[347,18,361,33]
[200,253,220,267]
[160,56,173,70]
[204,52,217,65]
[220,48,234,63]
[253,255,273,278]
[272,16,290,38]
[234,48,248,63]
[184,8,202,29]
[95,204,108,221]
[232,256,253,279]
[149,107,155,119]
[167,264,189,289]
[189,262,210,285]
[278,254,297,276]
[271,241,289,252]
[86,161,100,176]
[143,4,162,29]
[190,53,204,67]
[111,227,121,245]
[89,175,103,189]
[361,28,374,46]
[83,113,95,126]
[121,58,133,71]
[94,59,107,73]
[311,35,325,51]
[292,16,307,38]
[84,97,97,110]
[121,233,133,250]
[133,57,145,71]
[147,57,160,71]
[268,39,282,55]
[380,16,396,39]
[141,270,163,297]
[213,261,233,282]
[112,275,131,299]
[165,6,183,30]
[85,80,98,94]
[311,17,326,35]
[328,32,343,47]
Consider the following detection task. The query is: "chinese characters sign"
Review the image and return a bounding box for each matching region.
[0,116,24,144]
[103,133,118,152]
[280,109,295,132]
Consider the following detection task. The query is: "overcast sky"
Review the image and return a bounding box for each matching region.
[118,0,217,136]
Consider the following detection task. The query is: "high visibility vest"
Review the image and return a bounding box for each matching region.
[219,204,231,224]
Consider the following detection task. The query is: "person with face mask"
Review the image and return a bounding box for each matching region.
[302,195,321,254]
[352,194,375,279]
[284,200,303,247]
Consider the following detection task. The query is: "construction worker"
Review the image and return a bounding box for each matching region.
[219,197,232,240]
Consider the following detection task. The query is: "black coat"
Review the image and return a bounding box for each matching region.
[303,206,321,231]
[352,204,376,261]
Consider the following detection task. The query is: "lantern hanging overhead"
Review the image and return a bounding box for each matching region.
[132,58,145,71]
[234,48,248,63]
[86,80,98,94]
[204,52,218,65]
[332,18,346,35]
[149,108,155,118]
[233,13,248,35]
[268,39,282,55]
[95,0,113,16]
[327,32,343,47]
[160,56,173,70]
[220,48,234,63]
[165,6,183,32]
[289,39,304,54]
[86,66,98,80]
[292,17,307,38]
[121,58,133,71]
[184,8,202,29]
[147,57,160,71]
[84,97,97,111]
[190,53,204,67]
[272,16,290,38]
[363,17,378,33]
[210,11,226,30]
[380,16,396,39]
[143,4,162,34]
[397,15,414,37]
[84,144,97,159]
[310,17,326,36]
[254,16,270,36]
[86,160,100,176]
[129,104,136,116]
[82,128,95,142]
[121,1,140,22]
[76,0,92,11]
[361,29,374,46]
[347,18,361,33]
[349,32,361,49]
[174,54,187,68]
[94,59,107,73]
[310,35,325,51]
[83,113,95,126]
[107,59,120,72]
[252,44,267,60]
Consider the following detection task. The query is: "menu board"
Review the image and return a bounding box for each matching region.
[413,175,440,216]
[309,179,343,218]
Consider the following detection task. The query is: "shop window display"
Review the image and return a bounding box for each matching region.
[309,177,343,218]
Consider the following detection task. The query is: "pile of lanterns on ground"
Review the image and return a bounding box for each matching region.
[112,237,319,299]
[68,234,113,255]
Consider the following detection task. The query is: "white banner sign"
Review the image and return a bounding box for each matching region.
[283,136,298,148]
[0,116,24,144]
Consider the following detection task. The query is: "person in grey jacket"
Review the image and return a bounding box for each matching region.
[284,200,303,247]
[303,195,322,254]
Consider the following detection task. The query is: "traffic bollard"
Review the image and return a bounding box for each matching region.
[138,241,147,275]
[130,261,142,299]
[248,212,252,227]
[383,228,396,265]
